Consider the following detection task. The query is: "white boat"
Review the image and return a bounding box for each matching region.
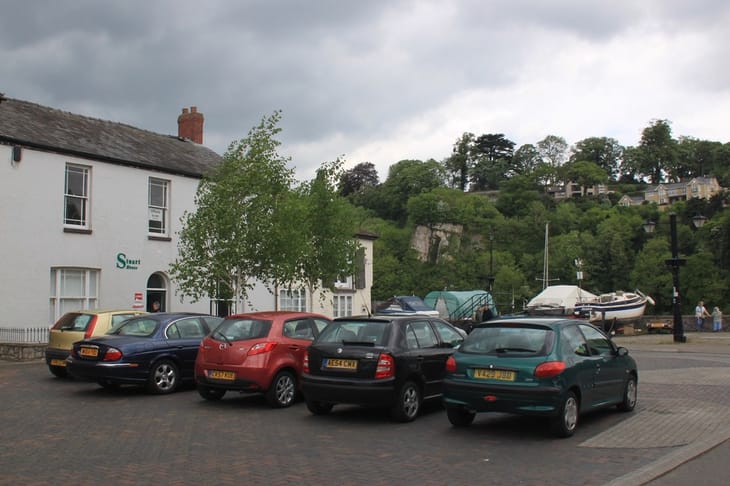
[525,285,597,316]
[575,290,654,323]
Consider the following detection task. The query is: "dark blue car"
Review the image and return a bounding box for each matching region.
[66,313,222,394]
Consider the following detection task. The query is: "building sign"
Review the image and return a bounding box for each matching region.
[149,208,163,222]
[116,252,141,270]
[133,292,144,309]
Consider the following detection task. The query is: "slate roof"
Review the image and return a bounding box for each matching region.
[0,96,221,178]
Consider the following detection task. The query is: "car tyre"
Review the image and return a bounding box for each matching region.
[49,365,68,378]
[550,390,579,438]
[446,406,475,427]
[198,385,226,401]
[265,371,297,408]
[305,399,334,415]
[391,380,421,422]
[147,359,179,394]
[617,376,637,412]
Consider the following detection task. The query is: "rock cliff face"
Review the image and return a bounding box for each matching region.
[411,223,464,262]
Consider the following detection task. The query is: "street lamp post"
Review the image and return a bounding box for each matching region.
[643,212,707,343]
[666,213,687,343]
[487,232,495,293]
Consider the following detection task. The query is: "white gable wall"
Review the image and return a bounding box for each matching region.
[0,144,210,328]
[1,144,376,329]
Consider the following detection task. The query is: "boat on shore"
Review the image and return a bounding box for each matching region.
[526,285,653,322]
[525,285,597,317]
[576,290,654,323]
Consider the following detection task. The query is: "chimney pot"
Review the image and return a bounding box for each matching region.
[177,105,204,144]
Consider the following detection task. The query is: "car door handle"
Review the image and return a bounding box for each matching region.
[289,345,300,351]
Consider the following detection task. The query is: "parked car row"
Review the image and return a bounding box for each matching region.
[46,311,638,437]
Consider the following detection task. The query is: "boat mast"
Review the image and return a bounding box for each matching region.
[543,222,549,290]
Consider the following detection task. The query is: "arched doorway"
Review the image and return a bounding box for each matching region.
[146,272,168,312]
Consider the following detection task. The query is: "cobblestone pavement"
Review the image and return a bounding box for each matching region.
[1,333,728,486]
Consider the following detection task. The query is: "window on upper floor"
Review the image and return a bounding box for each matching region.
[64,164,90,228]
[148,178,169,235]
[50,267,99,322]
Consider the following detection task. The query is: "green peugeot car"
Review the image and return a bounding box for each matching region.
[442,317,637,437]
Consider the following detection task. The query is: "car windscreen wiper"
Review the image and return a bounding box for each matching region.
[494,347,535,353]
[215,330,233,346]
[342,340,375,346]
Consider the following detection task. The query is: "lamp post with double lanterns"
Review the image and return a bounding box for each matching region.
[643,212,707,343]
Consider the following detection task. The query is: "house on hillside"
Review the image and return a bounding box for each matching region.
[617,194,645,207]
[547,182,609,200]
[644,177,722,205]
[0,96,374,334]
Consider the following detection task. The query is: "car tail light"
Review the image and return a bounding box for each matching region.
[445,356,457,373]
[248,342,277,356]
[375,353,394,379]
[103,348,123,361]
[303,353,309,374]
[534,361,566,378]
[84,315,99,339]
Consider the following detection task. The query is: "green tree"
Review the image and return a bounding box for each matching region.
[570,137,624,181]
[291,159,361,309]
[630,237,672,312]
[628,119,678,183]
[170,112,295,303]
[443,132,475,191]
[377,159,445,224]
[338,161,380,197]
[512,144,541,176]
[560,160,609,196]
[537,135,569,168]
[470,133,515,190]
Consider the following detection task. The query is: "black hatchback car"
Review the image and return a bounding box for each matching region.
[300,314,465,422]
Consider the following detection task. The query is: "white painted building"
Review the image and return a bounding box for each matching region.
[0,96,375,333]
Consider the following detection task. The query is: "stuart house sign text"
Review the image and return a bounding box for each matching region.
[116,253,140,270]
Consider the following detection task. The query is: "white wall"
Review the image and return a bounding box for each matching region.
[233,237,375,318]
[0,145,210,328]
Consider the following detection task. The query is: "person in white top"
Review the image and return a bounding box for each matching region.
[695,300,710,332]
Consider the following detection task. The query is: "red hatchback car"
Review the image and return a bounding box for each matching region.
[194,311,331,407]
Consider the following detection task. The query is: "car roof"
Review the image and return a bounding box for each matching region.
[64,309,146,315]
[476,316,586,327]
[335,314,443,323]
[225,311,330,320]
[128,312,214,320]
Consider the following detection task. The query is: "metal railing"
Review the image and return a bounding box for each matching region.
[0,327,49,344]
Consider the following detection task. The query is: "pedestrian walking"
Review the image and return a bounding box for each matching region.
[695,300,710,332]
[712,306,723,332]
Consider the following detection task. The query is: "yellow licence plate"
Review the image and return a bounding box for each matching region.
[474,368,516,381]
[50,359,67,367]
[208,370,236,381]
[79,347,98,358]
[324,358,357,370]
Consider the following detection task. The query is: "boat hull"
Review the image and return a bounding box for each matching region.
[576,294,648,322]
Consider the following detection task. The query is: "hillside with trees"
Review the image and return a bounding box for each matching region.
[341,119,730,315]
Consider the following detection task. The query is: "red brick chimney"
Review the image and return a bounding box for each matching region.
[177,106,204,144]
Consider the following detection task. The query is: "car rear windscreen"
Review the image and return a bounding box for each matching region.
[215,319,272,341]
[461,325,554,356]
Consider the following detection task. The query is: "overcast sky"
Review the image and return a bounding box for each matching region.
[3,0,729,181]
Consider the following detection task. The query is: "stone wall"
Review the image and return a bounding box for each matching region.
[0,343,46,361]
